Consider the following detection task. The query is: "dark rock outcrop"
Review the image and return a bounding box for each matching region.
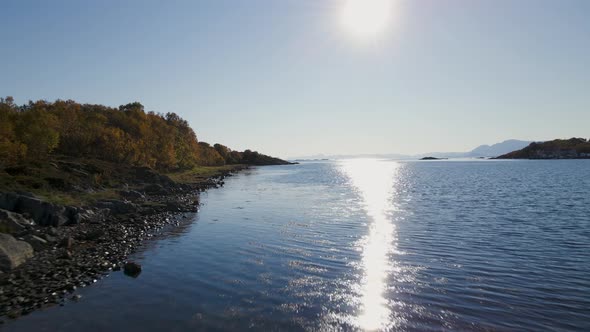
[0,193,73,227]
[0,193,108,227]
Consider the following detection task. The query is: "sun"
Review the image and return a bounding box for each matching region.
[339,0,394,40]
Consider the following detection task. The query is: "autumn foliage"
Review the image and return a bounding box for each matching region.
[0,97,289,169]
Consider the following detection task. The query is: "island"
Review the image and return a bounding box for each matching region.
[420,157,447,160]
[495,138,590,159]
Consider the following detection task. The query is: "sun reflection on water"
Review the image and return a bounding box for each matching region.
[341,159,399,331]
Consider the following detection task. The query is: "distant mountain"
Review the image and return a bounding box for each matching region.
[291,139,536,160]
[496,138,590,159]
[467,139,533,157]
[414,139,534,159]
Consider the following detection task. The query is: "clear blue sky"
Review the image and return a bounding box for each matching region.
[2,0,589,158]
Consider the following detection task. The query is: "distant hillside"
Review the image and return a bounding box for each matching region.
[292,139,535,160]
[468,139,532,157]
[0,97,292,170]
[414,139,534,159]
[496,138,590,159]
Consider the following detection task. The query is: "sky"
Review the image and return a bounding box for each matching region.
[1,0,589,159]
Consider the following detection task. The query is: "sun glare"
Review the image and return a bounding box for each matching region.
[340,159,399,330]
[339,0,394,40]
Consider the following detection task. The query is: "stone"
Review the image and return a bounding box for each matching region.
[0,233,34,272]
[123,262,142,277]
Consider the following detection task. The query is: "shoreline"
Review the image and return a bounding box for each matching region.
[0,164,248,321]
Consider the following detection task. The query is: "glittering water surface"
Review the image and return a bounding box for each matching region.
[4,160,590,331]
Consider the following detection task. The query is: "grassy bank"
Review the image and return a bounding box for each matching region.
[0,155,246,207]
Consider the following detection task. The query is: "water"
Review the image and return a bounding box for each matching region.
[4,160,590,331]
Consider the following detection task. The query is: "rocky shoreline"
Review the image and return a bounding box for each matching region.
[0,166,246,322]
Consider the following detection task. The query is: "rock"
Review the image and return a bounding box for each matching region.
[123,262,142,277]
[0,233,34,272]
[0,209,34,233]
[22,235,48,251]
[0,193,77,227]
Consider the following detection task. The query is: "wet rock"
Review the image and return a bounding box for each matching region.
[123,262,142,277]
[0,233,34,272]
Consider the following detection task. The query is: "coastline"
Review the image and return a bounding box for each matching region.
[0,164,248,321]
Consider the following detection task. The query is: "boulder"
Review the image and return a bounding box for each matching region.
[123,262,142,277]
[0,209,34,233]
[0,233,34,272]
